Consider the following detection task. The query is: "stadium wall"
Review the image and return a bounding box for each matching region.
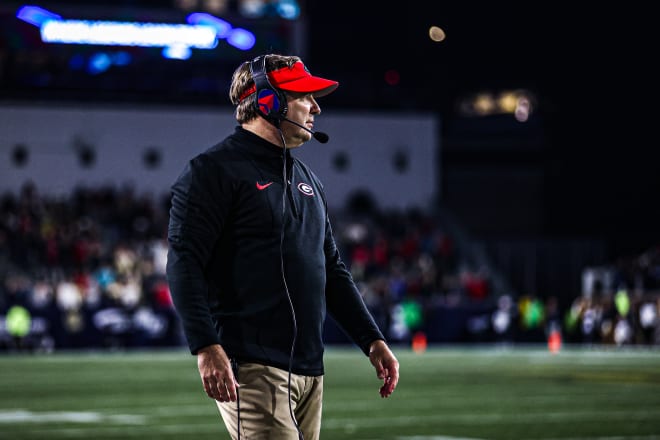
[0,102,440,211]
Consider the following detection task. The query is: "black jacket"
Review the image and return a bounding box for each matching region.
[166,127,384,375]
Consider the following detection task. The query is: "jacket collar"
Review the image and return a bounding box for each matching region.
[233,126,292,160]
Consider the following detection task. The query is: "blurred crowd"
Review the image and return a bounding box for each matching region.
[1,182,659,352]
[0,182,177,352]
[566,246,660,346]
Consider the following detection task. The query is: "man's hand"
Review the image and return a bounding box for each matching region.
[197,344,240,402]
[368,339,399,398]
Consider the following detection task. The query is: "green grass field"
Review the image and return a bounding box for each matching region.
[1,346,659,440]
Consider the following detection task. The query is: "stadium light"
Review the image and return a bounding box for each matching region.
[40,20,218,49]
[226,28,256,50]
[163,45,193,60]
[16,4,257,58]
[186,12,232,38]
[186,12,256,51]
[15,5,60,27]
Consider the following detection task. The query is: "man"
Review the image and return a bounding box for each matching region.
[166,54,399,440]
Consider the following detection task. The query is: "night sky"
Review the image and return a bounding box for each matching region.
[306,2,658,254]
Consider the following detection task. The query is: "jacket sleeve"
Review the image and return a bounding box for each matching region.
[166,154,231,354]
[324,216,385,355]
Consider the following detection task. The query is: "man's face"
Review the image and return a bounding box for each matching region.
[281,92,321,148]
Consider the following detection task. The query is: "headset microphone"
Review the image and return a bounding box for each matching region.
[281,117,330,144]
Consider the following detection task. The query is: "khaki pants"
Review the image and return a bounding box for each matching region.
[217,363,323,440]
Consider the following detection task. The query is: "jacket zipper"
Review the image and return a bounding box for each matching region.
[286,166,300,220]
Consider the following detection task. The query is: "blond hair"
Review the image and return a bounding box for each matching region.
[229,54,301,124]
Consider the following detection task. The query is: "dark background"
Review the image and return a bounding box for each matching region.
[1,0,657,259]
[308,2,657,259]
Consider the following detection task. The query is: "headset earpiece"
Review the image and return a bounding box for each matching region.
[249,55,288,126]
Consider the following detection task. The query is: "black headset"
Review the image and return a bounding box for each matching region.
[249,55,288,126]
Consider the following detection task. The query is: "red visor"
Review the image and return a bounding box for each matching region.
[239,61,338,102]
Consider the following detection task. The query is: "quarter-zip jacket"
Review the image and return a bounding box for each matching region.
[166,126,384,375]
